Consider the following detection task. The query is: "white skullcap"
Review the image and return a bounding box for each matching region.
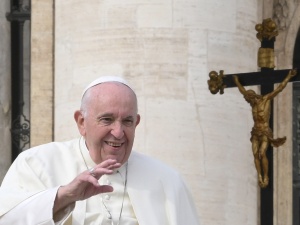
[81,76,134,99]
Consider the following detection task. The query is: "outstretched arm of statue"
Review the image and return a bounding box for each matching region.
[233,75,247,95]
[267,69,297,99]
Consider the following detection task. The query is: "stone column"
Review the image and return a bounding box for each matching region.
[30,0,54,147]
[273,2,300,225]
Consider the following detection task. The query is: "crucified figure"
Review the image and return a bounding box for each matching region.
[233,69,296,188]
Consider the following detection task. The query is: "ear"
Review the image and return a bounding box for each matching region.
[135,114,141,127]
[74,110,86,136]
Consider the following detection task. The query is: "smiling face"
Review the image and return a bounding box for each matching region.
[74,82,140,165]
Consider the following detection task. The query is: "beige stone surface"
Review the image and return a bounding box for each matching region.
[274,86,293,225]
[30,0,54,147]
[273,3,300,225]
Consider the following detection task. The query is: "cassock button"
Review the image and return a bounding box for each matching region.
[107,213,112,219]
[106,179,111,185]
[104,195,110,200]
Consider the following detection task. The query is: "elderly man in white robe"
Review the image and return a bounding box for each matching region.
[0,76,200,225]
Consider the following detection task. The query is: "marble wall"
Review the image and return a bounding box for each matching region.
[30,0,54,147]
[54,1,259,224]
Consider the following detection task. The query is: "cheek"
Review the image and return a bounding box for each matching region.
[81,125,98,139]
[126,129,136,141]
[79,126,87,136]
[93,126,111,139]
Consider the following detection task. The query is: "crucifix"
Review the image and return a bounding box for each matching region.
[207,18,299,225]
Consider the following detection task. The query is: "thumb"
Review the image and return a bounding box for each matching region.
[97,185,114,194]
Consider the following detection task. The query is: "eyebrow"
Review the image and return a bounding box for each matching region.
[124,115,134,120]
[96,113,114,119]
[96,113,135,119]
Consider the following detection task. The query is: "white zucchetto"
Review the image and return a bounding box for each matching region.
[81,76,134,99]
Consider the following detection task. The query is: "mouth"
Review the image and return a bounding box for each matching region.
[105,141,123,148]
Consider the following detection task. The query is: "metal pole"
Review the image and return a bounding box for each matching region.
[6,0,30,162]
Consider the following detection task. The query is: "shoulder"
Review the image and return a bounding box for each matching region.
[10,139,82,182]
[16,139,79,163]
[129,151,181,179]
[1,139,83,190]
[127,151,191,196]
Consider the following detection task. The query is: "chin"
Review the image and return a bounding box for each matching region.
[104,155,121,163]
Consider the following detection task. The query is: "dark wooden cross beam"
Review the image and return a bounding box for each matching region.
[207,18,299,225]
[222,68,299,88]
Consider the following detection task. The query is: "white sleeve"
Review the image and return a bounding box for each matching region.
[0,186,74,225]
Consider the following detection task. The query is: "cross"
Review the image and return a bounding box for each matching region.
[207,18,299,225]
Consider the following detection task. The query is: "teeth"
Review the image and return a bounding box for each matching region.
[107,142,122,147]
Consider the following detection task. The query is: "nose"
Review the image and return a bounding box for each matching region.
[111,121,124,139]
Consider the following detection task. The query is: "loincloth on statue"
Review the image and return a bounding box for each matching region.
[250,127,286,147]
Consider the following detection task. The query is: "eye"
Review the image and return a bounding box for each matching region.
[99,117,114,125]
[123,118,134,127]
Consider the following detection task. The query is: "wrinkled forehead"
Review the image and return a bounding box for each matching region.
[81,76,135,99]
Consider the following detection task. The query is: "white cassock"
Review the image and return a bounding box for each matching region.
[0,138,200,225]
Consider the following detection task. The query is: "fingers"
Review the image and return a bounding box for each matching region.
[87,159,121,180]
[98,185,114,193]
[99,158,122,169]
[59,159,122,203]
[82,184,114,199]
[88,168,97,177]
